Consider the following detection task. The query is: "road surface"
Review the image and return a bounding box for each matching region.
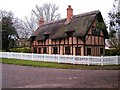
[2,64,119,88]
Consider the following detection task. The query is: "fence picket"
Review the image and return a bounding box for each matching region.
[21,52,22,60]
[101,56,103,66]
[31,53,33,60]
[88,56,90,66]
[116,55,118,65]
[72,56,75,64]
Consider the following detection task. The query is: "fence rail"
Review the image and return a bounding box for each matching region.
[0,52,120,66]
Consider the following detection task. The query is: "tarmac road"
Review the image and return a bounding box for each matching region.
[2,64,119,88]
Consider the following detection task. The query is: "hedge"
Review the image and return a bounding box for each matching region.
[105,49,120,56]
[10,47,31,53]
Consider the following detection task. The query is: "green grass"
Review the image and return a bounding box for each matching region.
[1,58,119,70]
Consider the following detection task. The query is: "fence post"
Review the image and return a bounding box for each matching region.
[7,52,10,58]
[44,54,46,62]
[58,55,60,64]
[72,56,75,64]
[21,52,22,60]
[88,56,90,66]
[7,52,8,58]
[116,55,118,65]
[32,53,33,60]
[10,52,12,58]
[101,56,103,66]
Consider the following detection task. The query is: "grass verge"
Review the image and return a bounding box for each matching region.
[1,58,119,70]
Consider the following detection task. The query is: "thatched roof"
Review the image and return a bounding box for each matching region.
[30,10,108,41]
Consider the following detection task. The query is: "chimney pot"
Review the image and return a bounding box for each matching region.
[39,17,44,26]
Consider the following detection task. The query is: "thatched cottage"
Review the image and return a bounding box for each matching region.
[30,5,108,56]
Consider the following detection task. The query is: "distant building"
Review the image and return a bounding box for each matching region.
[30,5,109,56]
[105,39,115,50]
[16,38,30,47]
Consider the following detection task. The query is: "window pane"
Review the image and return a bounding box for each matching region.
[43,47,47,53]
[100,48,103,55]
[87,48,91,55]
[53,47,58,54]
[38,48,41,54]
[65,46,70,55]
[75,47,81,55]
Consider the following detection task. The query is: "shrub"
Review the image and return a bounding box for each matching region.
[10,47,31,53]
[105,49,119,56]
[0,50,6,52]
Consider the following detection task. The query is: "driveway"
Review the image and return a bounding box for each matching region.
[2,64,119,88]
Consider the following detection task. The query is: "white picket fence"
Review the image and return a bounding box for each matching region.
[0,52,120,66]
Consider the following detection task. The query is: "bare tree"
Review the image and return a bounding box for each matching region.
[13,12,36,38]
[14,12,39,47]
[13,17,34,47]
[32,3,61,23]
[18,3,61,39]
[108,0,120,54]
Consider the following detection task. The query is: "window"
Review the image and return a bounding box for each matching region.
[44,33,50,39]
[96,29,100,35]
[92,28,96,35]
[67,32,73,37]
[92,28,100,36]
[65,31,74,37]
[75,47,81,55]
[38,48,41,54]
[65,46,70,55]
[45,35,49,39]
[100,48,103,55]
[43,47,47,53]
[53,47,58,54]
[87,48,91,55]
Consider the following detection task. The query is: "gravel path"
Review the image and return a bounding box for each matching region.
[2,64,119,88]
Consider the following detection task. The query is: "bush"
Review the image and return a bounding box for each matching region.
[10,47,31,53]
[0,50,6,52]
[105,49,119,56]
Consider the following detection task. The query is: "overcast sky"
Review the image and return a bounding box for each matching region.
[0,0,114,22]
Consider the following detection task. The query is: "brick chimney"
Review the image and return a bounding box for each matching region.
[67,5,73,21]
[39,17,44,26]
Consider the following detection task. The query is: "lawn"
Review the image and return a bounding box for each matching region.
[1,58,119,70]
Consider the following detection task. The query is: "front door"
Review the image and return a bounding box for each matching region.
[75,47,81,55]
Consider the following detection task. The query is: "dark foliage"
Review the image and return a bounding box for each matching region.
[105,49,120,56]
[2,17,18,51]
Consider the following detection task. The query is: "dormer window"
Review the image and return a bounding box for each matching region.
[44,33,50,39]
[67,32,73,37]
[65,30,74,37]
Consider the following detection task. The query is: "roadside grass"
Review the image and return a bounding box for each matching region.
[1,58,119,70]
